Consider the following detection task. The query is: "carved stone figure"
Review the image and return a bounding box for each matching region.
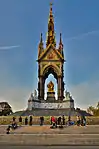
[65,90,71,100]
[47,81,54,92]
[31,93,33,98]
[28,93,34,102]
[67,92,70,100]
[34,90,37,97]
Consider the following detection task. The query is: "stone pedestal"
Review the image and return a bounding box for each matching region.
[46,91,56,103]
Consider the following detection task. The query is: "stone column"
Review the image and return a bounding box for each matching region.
[61,79,65,99]
[38,76,44,100]
[58,76,64,101]
[58,76,62,101]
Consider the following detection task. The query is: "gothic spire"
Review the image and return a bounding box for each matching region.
[46,3,56,47]
[38,33,44,57]
[59,33,64,57]
[40,33,43,43]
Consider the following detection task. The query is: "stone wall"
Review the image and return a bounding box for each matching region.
[28,99,74,110]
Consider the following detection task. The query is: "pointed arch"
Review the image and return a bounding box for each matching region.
[43,65,60,80]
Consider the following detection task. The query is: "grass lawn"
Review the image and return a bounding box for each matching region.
[0,116,99,125]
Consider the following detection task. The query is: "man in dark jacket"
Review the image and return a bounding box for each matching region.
[25,117,28,125]
[40,116,44,126]
[62,115,65,125]
[19,116,22,126]
[29,116,33,126]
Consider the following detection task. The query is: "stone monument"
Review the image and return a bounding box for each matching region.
[27,3,75,115]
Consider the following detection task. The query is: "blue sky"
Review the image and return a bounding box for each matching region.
[0,0,99,111]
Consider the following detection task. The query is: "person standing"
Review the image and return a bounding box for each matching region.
[29,116,33,126]
[51,116,52,125]
[25,117,28,125]
[19,116,22,126]
[62,115,65,125]
[83,116,86,126]
[40,116,44,126]
[51,116,57,128]
[81,115,86,126]
[58,116,61,125]
[77,116,81,126]
[12,117,16,122]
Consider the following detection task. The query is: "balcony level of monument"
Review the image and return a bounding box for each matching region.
[28,89,74,111]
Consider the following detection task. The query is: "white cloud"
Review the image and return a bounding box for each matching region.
[0,78,99,112]
[68,80,99,110]
[66,30,99,41]
[0,45,20,50]
[0,86,32,112]
[0,46,98,112]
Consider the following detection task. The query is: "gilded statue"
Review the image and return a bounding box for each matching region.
[47,81,54,92]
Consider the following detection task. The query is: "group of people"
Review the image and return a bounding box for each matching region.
[50,115,74,129]
[51,115,65,126]
[19,116,44,126]
[77,115,86,126]
[50,115,86,129]
[13,116,44,126]
[13,115,87,127]
[6,116,34,134]
[19,116,33,126]
[6,115,86,133]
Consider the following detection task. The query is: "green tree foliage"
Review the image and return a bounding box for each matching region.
[0,102,13,116]
[87,102,99,116]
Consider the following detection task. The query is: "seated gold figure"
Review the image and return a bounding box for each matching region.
[47,81,54,92]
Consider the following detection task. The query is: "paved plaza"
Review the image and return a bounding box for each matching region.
[0,125,99,146]
[1,125,99,135]
[0,145,99,149]
[7,125,99,134]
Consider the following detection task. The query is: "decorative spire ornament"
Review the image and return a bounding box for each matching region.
[59,33,64,57]
[46,3,56,47]
[38,33,44,57]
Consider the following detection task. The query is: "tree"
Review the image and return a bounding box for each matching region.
[87,102,99,116]
[2,108,12,116]
[0,102,13,116]
[96,102,99,109]
[87,106,95,115]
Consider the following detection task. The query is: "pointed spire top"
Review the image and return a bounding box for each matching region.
[59,33,63,49]
[38,33,44,58]
[40,33,43,43]
[50,2,53,10]
[50,2,53,6]
[60,33,62,43]
[49,2,53,21]
[46,2,56,47]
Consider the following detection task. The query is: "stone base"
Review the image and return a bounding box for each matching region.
[28,99,74,111]
[46,91,56,103]
[22,108,76,116]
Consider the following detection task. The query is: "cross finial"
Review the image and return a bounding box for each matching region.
[50,2,53,10]
[50,2,53,7]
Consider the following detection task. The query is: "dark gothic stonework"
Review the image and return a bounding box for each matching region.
[37,3,65,102]
[46,92,56,103]
[27,3,75,114]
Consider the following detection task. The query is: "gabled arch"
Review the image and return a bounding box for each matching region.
[43,65,59,81]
